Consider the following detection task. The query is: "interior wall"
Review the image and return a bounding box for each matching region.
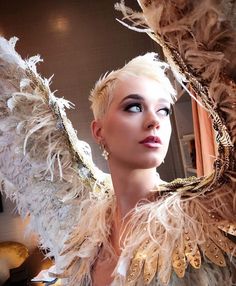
[0,0,184,249]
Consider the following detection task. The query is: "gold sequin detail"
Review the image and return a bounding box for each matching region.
[126,239,150,285]
[184,230,201,269]
[172,246,186,278]
[143,255,158,285]
[218,221,236,237]
[201,239,226,267]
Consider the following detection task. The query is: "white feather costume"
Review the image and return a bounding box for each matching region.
[0,0,236,285]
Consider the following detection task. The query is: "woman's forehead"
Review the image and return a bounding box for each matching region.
[111,75,173,104]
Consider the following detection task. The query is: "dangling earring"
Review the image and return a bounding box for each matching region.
[100,144,109,160]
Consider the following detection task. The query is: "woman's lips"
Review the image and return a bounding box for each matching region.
[139,136,162,148]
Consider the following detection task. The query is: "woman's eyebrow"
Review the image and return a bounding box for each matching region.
[121,94,144,102]
[121,94,171,105]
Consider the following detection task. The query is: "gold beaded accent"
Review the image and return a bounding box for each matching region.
[126,239,150,285]
[183,230,201,269]
[172,245,186,278]
[143,255,158,285]
[218,221,236,236]
[126,255,145,284]
[211,229,236,257]
[201,239,226,267]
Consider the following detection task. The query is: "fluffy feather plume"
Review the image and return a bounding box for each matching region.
[1,2,236,283]
[113,1,236,284]
[116,0,236,176]
[0,36,112,273]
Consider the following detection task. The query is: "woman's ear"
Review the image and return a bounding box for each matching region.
[91,119,103,144]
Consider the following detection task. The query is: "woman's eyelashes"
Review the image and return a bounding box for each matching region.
[123,102,171,116]
[157,107,171,116]
[124,102,142,113]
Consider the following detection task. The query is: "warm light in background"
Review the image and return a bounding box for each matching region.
[50,16,70,33]
[0,27,4,36]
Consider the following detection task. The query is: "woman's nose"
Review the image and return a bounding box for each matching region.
[145,113,160,129]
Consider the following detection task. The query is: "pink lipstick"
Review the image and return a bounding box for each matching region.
[139,136,162,148]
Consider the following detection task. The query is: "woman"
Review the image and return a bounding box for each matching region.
[0,37,235,286]
[89,53,175,285]
[57,53,234,286]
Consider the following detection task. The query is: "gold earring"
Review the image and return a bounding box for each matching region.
[100,144,109,160]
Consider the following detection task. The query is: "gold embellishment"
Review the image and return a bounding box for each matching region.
[126,239,150,285]
[126,221,236,284]
[143,254,158,285]
[209,229,236,257]
[126,253,145,285]
[218,221,236,237]
[201,239,226,267]
[172,245,186,278]
[125,216,236,284]
[183,230,201,269]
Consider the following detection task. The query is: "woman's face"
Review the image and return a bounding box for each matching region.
[93,75,172,169]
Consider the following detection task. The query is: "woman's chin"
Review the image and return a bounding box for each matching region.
[109,154,165,170]
[132,157,164,170]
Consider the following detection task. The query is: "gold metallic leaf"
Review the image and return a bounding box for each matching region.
[185,247,201,269]
[201,239,226,267]
[183,230,201,269]
[126,254,145,285]
[218,222,236,237]
[209,228,236,257]
[126,239,150,285]
[172,245,186,278]
[191,173,214,191]
[143,254,158,285]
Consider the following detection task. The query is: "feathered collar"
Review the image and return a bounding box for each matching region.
[53,179,236,285]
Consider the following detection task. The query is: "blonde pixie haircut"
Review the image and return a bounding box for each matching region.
[89,53,176,120]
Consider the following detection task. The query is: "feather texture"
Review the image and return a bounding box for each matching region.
[1,0,236,283]
[113,0,236,284]
[0,36,112,274]
[115,0,236,170]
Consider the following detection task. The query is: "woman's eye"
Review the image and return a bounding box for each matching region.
[157,107,171,116]
[124,103,142,113]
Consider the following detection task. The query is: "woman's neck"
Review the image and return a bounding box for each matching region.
[109,165,159,218]
[107,165,159,256]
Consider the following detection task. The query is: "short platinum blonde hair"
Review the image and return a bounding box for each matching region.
[89,53,176,119]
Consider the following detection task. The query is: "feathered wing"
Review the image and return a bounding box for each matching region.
[0,36,112,269]
[1,1,236,284]
[114,0,236,285]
